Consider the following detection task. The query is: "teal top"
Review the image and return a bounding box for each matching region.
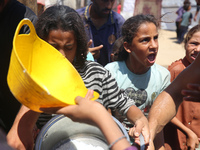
[86,52,94,61]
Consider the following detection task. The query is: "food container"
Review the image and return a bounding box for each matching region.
[35,115,130,150]
[7,19,99,112]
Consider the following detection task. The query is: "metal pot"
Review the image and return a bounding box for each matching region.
[35,115,129,150]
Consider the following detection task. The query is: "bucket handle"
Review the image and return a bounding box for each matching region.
[12,19,37,74]
[13,18,36,41]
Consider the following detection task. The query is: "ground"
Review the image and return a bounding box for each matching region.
[156,29,185,68]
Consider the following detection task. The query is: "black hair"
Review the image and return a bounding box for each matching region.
[116,14,158,61]
[183,0,191,11]
[35,5,88,67]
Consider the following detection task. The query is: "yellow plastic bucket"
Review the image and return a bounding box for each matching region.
[7,19,99,112]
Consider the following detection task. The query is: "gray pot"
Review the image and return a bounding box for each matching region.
[35,115,129,150]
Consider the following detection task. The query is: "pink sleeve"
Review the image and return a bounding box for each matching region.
[124,146,138,150]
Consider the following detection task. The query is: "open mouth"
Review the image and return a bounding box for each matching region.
[191,51,199,60]
[147,53,156,63]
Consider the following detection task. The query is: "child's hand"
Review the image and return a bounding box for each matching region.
[40,90,101,125]
[186,129,199,150]
[128,115,150,148]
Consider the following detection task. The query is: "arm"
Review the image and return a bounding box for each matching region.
[189,13,193,25]
[148,52,200,141]
[41,90,133,150]
[189,18,191,25]
[176,7,181,15]
[170,117,199,149]
[7,105,40,150]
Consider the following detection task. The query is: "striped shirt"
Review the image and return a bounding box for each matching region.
[75,61,135,115]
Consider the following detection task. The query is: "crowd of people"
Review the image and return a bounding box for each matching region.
[0,0,200,150]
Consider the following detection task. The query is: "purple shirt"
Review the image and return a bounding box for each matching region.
[176,6,185,22]
[125,146,138,150]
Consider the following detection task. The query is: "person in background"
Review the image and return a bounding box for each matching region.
[117,1,121,14]
[0,0,37,134]
[105,14,171,149]
[178,1,192,44]
[175,0,190,39]
[148,51,200,149]
[7,5,150,150]
[164,24,200,150]
[76,0,125,66]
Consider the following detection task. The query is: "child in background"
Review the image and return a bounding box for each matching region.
[175,0,190,39]
[178,1,193,44]
[105,14,171,149]
[164,24,200,150]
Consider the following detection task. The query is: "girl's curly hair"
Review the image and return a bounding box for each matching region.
[35,5,88,67]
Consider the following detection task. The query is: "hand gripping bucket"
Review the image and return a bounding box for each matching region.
[7,19,99,112]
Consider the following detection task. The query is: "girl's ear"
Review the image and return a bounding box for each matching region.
[123,42,131,53]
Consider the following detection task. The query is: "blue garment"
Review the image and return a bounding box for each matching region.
[175,7,185,39]
[178,26,188,43]
[76,3,125,66]
[178,11,192,43]
[86,52,94,61]
[105,61,170,120]
[180,11,192,27]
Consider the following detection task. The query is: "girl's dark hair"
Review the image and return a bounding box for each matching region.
[116,14,158,61]
[35,5,88,67]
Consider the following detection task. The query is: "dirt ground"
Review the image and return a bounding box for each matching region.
[156,29,185,68]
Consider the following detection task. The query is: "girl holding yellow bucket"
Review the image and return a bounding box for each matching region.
[7,5,149,149]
